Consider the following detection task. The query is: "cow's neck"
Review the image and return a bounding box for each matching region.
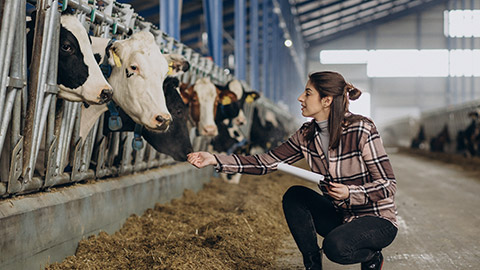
[79,104,108,141]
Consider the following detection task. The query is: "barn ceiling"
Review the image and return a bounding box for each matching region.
[118,0,448,54]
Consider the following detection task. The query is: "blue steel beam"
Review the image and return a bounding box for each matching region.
[203,0,223,66]
[262,0,271,98]
[234,0,246,80]
[249,0,259,90]
[160,0,181,40]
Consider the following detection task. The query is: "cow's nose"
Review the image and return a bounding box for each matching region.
[99,88,113,104]
[202,125,218,136]
[154,114,172,131]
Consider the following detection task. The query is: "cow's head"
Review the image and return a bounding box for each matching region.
[217,79,260,126]
[106,31,173,132]
[142,77,193,161]
[180,77,221,136]
[57,15,113,104]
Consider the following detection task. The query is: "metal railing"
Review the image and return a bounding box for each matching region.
[0,0,294,197]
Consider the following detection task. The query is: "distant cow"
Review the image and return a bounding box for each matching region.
[430,124,450,152]
[102,77,192,161]
[214,79,260,126]
[79,31,189,140]
[27,13,113,104]
[247,106,289,155]
[456,109,480,156]
[411,125,426,149]
[179,77,238,137]
[211,80,260,154]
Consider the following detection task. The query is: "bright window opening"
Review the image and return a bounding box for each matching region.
[444,10,480,37]
[320,49,480,77]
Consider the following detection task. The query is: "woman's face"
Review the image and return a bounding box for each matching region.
[298,81,330,121]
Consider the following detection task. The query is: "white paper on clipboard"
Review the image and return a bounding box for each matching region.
[276,163,332,186]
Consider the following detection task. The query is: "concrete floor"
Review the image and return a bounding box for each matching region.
[275,151,480,269]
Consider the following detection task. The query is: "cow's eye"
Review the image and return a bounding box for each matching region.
[130,65,137,71]
[61,44,72,53]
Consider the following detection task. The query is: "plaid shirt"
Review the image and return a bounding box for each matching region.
[214,118,397,227]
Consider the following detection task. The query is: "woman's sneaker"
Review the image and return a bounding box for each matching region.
[361,251,383,270]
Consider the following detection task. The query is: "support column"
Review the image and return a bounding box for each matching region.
[160,0,181,40]
[249,0,259,90]
[262,0,271,97]
[203,0,223,66]
[235,0,246,80]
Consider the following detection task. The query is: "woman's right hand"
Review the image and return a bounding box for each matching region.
[187,152,217,168]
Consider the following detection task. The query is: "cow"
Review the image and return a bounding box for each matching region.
[430,124,451,152]
[101,77,192,161]
[456,109,480,157]
[411,125,426,149]
[79,31,189,140]
[179,77,227,137]
[209,80,260,183]
[27,12,113,104]
[247,106,289,155]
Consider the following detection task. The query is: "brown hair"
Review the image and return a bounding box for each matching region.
[301,71,365,149]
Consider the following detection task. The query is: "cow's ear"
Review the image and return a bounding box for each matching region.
[245,91,260,104]
[164,54,190,75]
[107,44,123,68]
[179,84,191,104]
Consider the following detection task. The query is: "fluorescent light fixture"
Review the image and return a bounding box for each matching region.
[320,50,369,64]
[444,10,480,37]
[367,50,448,77]
[284,39,293,47]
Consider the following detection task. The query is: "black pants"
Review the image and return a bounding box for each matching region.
[282,185,398,265]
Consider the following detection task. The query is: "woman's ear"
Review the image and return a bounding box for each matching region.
[322,96,333,107]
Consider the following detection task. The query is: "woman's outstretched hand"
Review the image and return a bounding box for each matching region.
[187,152,217,168]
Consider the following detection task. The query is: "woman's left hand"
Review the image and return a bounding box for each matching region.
[326,182,349,200]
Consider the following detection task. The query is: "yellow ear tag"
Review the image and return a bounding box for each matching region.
[221,96,232,105]
[245,95,255,104]
[167,63,174,75]
[112,51,122,67]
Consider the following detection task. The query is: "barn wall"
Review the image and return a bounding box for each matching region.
[307,2,480,128]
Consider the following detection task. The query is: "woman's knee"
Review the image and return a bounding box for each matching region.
[322,233,353,265]
[282,185,309,205]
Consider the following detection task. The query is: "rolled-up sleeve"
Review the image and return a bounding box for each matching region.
[214,129,304,175]
[348,124,396,206]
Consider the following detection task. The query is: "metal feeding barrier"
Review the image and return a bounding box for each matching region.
[380,99,480,153]
[0,0,253,197]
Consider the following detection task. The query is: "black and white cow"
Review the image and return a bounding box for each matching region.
[248,106,289,155]
[79,31,189,140]
[102,77,192,161]
[456,109,480,157]
[27,13,113,104]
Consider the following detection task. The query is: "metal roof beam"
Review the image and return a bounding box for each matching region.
[303,0,410,37]
[306,0,448,46]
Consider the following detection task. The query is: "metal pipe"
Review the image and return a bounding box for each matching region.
[0,0,19,127]
[63,0,131,34]
[26,0,59,181]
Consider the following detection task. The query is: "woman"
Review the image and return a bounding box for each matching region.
[187,71,397,270]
